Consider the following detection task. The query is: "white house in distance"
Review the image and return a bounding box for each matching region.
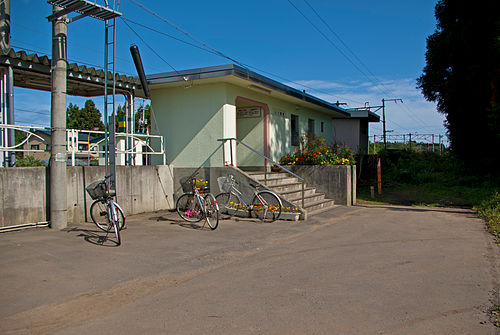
[146,64,379,168]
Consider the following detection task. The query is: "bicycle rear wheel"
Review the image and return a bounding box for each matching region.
[204,193,219,230]
[176,193,203,222]
[252,191,282,222]
[90,199,125,232]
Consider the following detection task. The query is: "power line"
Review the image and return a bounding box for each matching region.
[15,108,50,116]
[125,0,362,105]
[290,0,434,128]
[120,18,179,73]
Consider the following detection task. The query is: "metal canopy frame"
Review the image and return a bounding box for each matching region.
[46,0,121,22]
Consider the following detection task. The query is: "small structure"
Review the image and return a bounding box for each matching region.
[147,64,379,168]
[333,109,380,154]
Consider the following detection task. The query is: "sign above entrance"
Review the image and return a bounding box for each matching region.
[237,107,262,118]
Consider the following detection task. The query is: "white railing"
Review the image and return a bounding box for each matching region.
[0,124,166,166]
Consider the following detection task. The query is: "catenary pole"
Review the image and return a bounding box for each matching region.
[49,5,67,229]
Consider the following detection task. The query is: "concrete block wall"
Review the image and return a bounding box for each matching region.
[0,167,48,227]
[1,165,174,228]
[288,165,356,206]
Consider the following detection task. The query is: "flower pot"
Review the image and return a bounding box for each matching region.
[271,166,282,172]
[226,207,249,218]
[279,212,300,221]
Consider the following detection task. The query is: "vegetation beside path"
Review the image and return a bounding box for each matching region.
[357,150,500,241]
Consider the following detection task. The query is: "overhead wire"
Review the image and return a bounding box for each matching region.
[291,0,436,129]
[124,0,362,105]
[120,18,179,73]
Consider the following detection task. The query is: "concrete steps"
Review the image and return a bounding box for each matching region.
[246,171,337,218]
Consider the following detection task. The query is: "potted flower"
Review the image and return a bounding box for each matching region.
[271,164,282,172]
[280,206,300,221]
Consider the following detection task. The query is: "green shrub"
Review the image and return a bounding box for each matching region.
[15,156,45,167]
[477,192,500,238]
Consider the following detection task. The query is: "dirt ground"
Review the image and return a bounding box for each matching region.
[0,205,498,334]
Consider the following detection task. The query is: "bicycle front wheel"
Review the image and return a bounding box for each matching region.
[109,202,121,246]
[204,193,219,230]
[252,191,282,222]
[90,199,125,232]
[176,193,203,222]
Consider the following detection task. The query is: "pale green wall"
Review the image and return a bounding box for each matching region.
[151,81,338,168]
[150,84,227,168]
[225,84,334,164]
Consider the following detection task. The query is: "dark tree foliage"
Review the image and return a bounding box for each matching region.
[66,100,105,131]
[417,0,500,171]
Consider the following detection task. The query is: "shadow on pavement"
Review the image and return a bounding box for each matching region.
[357,204,477,216]
[66,226,120,247]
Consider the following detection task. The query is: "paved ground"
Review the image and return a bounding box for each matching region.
[0,205,498,334]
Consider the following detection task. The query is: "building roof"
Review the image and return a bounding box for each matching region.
[146,64,351,118]
[0,48,139,96]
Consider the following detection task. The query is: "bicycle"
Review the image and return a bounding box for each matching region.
[86,177,125,246]
[175,176,220,230]
[215,174,283,222]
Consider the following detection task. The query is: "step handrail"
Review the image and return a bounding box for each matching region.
[217,137,305,208]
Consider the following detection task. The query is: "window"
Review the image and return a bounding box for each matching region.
[308,118,315,134]
[291,114,299,146]
[31,144,40,150]
[321,121,324,133]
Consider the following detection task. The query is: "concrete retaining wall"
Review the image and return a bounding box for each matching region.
[288,165,356,206]
[0,165,175,228]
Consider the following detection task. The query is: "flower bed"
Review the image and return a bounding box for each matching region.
[279,144,355,166]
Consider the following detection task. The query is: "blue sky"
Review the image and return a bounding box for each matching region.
[12,0,445,141]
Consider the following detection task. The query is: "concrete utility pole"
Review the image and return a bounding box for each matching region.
[381,98,403,149]
[50,5,67,229]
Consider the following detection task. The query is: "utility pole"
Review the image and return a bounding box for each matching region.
[49,5,67,229]
[46,1,121,229]
[381,98,403,149]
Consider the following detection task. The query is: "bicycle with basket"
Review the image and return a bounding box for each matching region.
[86,177,125,245]
[215,174,283,222]
[175,176,220,230]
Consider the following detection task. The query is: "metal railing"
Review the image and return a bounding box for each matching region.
[0,124,166,166]
[217,137,305,208]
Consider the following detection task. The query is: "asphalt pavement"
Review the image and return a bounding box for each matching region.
[0,204,498,334]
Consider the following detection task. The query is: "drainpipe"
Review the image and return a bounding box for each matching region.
[0,0,14,166]
[6,65,14,166]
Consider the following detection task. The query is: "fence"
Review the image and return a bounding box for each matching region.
[0,123,166,166]
[370,133,448,154]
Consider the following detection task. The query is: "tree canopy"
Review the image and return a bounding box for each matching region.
[66,100,104,131]
[417,0,500,170]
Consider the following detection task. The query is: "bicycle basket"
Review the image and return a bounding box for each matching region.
[180,177,196,193]
[217,176,233,193]
[86,180,106,200]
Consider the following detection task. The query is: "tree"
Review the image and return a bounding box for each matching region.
[66,100,104,131]
[417,0,500,170]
